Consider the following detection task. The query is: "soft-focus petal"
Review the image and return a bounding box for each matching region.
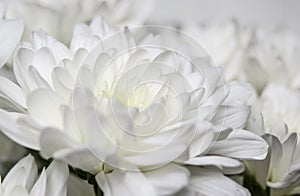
[96,169,156,196]
[144,163,190,195]
[40,127,78,159]
[44,160,69,196]
[51,148,102,175]
[0,19,24,68]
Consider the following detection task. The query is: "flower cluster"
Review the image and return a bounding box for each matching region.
[0,2,299,196]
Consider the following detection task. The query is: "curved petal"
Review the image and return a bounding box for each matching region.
[267,161,300,189]
[263,134,283,182]
[40,127,79,159]
[184,156,245,174]
[187,167,250,196]
[2,154,37,194]
[0,19,24,68]
[267,161,300,196]
[0,109,40,150]
[209,129,268,160]
[27,89,65,128]
[44,160,69,196]
[0,76,26,109]
[13,47,37,93]
[31,31,71,63]
[212,105,249,130]
[32,47,56,86]
[96,169,156,196]
[279,133,298,178]
[30,169,47,196]
[144,163,190,195]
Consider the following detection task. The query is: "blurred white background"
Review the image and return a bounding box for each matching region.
[148,0,300,32]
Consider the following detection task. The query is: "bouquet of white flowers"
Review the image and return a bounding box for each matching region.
[0,1,299,196]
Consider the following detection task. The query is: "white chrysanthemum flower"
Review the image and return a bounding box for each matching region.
[244,29,300,92]
[183,24,300,145]
[251,84,300,133]
[184,22,300,96]
[0,17,267,195]
[2,0,152,43]
[246,115,300,196]
[0,154,68,196]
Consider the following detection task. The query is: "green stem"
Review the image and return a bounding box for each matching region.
[243,170,269,196]
[69,167,104,196]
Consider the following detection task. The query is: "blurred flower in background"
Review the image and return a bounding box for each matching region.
[246,116,300,195]
[1,0,152,43]
[185,19,300,194]
[183,21,253,82]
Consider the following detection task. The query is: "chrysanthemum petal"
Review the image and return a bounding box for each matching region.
[0,19,24,68]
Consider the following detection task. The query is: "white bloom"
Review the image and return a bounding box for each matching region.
[0,154,69,196]
[251,84,300,132]
[0,17,267,195]
[3,0,152,43]
[245,29,300,92]
[239,26,300,195]
[229,27,300,94]
[184,22,300,97]
[244,51,300,195]
[247,116,300,196]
